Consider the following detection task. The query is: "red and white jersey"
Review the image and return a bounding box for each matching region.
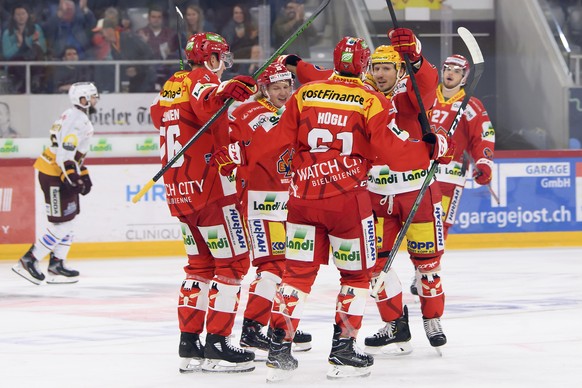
[295,59,439,196]
[229,98,291,221]
[150,69,236,217]
[34,107,94,176]
[431,84,495,186]
[367,59,439,196]
[276,73,433,200]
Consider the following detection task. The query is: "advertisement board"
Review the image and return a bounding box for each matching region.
[452,151,582,234]
[0,165,35,243]
[34,163,179,244]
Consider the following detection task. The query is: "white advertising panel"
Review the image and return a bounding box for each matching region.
[34,163,179,243]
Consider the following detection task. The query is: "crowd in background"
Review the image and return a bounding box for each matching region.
[0,0,320,94]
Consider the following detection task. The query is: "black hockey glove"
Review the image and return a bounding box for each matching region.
[60,160,85,194]
[79,166,92,196]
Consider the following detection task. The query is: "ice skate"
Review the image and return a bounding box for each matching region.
[12,247,44,285]
[240,318,270,361]
[423,316,446,356]
[202,333,255,373]
[266,328,297,383]
[327,324,373,380]
[364,305,412,356]
[179,332,204,373]
[46,253,79,284]
[292,329,312,352]
[267,326,313,352]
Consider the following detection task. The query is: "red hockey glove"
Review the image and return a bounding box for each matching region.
[277,54,302,67]
[216,75,257,102]
[473,158,493,185]
[60,160,85,194]
[79,166,92,196]
[388,28,422,62]
[211,142,247,176]
[422,133,455,163]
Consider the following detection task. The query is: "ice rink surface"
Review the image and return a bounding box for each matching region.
[1,247,581,388]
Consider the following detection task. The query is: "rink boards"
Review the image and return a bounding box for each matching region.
[1,138,581,259]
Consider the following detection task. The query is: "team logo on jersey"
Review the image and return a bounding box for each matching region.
[483,148,494,159]
[277,148,293,178]
[62,134,78,151]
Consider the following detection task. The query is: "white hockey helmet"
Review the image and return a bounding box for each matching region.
[69,82,99,108]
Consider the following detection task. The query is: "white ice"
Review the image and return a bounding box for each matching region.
[1,247,581,388]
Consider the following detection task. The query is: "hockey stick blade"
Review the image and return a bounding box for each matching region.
[371,27,485,298]
[457,27,483,65]
[132,0,330,203]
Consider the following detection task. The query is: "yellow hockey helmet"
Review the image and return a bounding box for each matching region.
[371,45,403,71]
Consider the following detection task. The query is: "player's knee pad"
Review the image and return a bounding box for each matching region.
[412,256,443,298]
[208,280,241,314]
[337,285,368,317]
[179,276,211,311]
[371,267,402,301]
[249,270,282,301]
[272,284,308,320]
[336,285,368,336]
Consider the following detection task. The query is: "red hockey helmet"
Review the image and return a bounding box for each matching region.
[257,63,293,88]
[443,54,470,86]
[333,36,371,77]
[185,32,233,69]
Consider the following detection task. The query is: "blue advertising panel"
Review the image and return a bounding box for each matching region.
[451,151,582,234]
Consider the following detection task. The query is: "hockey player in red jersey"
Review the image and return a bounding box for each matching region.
[279,29,454,355]
[149,32,258,374]
[245,36,452,381]
[407,54,495,296]
[214,62,312,356]
[433,54,495,236]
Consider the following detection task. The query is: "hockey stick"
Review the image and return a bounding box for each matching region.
[175,5,184,71]
[371,27,484,297]
[463,150,500,204]
[385,0,431,136]
[132,0,331,203]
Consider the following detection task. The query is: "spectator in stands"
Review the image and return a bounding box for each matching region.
[136,5,178,60]
[220,4,258,59]
[2,3,47,60]
[184,3,215,36]
[230,43,262,76]
[42,0,96,59]
[94,18,156,93]
[272,0,317,58]
[52,45,93,93]
[136,5,178,89]
[2,3,47,93]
